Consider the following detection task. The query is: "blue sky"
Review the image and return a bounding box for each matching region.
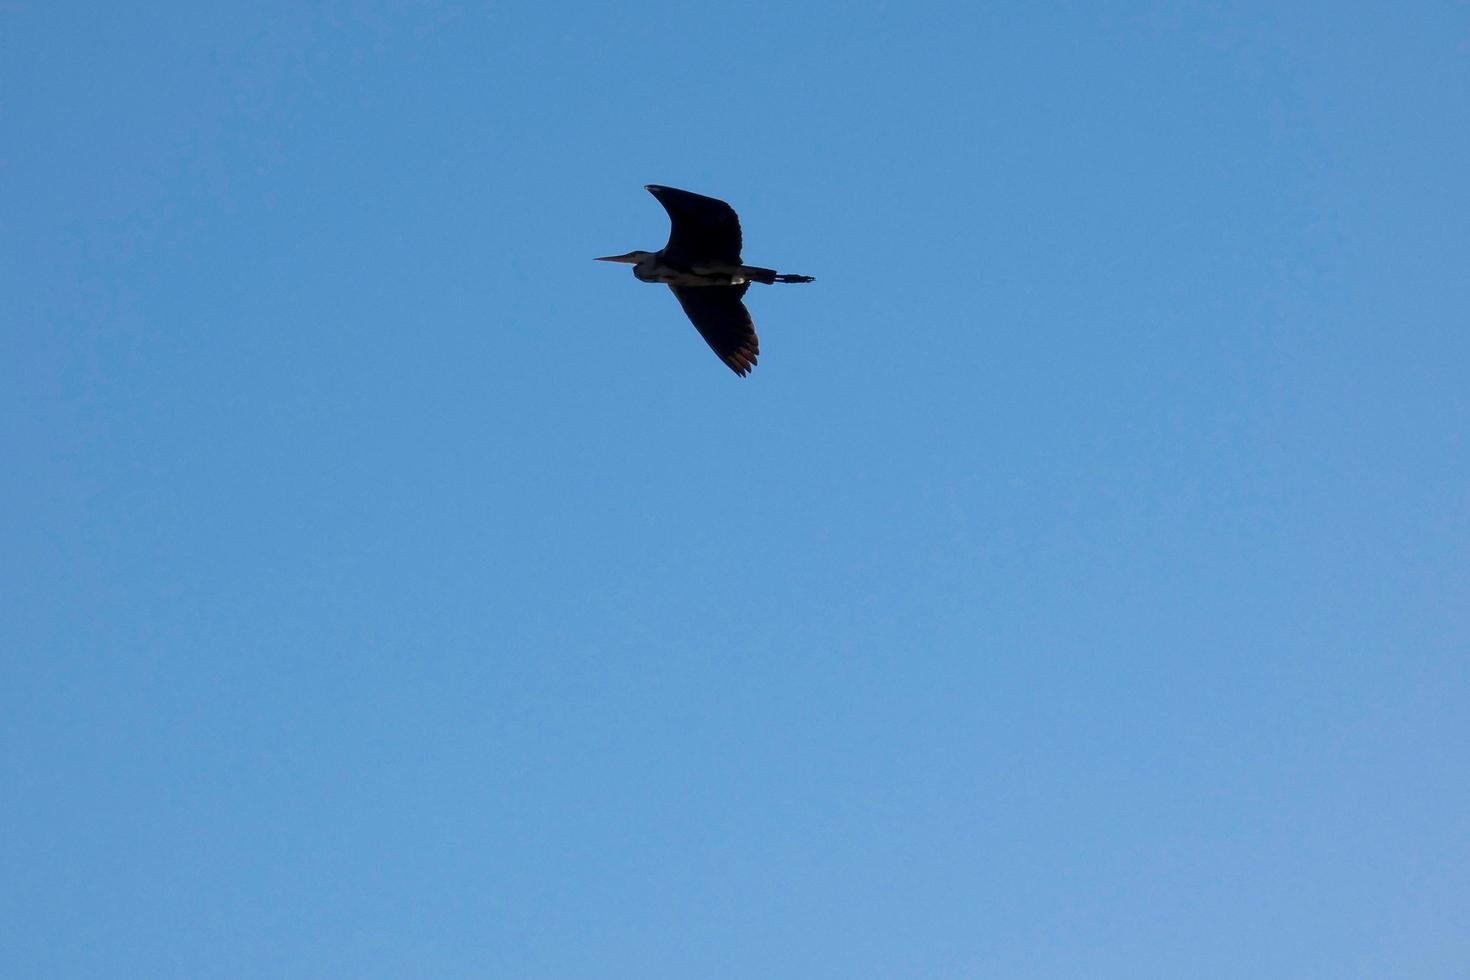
[3,2,1468,977]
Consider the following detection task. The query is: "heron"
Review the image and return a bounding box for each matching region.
[596,184,815,376]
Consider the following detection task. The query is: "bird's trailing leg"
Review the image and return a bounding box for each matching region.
[737,265,815,285]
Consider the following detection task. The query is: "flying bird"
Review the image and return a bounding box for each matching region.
[597,185,815,376]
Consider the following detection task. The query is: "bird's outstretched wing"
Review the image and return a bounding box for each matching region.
[646,185,743,266]
[669,284,759,376]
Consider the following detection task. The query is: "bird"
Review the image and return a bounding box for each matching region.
[596,185,815,376]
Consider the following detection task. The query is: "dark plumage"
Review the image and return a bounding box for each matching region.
[596,185,814,376]
[650,186,743,267]
[670,283,759,376]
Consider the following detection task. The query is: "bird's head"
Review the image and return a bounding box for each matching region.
[594,250,653,264]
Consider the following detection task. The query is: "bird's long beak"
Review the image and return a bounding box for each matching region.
[594,252,640,263]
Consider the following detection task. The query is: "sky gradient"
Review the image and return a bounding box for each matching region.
[4,2,1468,977]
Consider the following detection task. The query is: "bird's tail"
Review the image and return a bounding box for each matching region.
[741,266,815,285]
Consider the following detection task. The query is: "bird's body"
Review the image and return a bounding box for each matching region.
[597,185,814,376]
[624,253,768,288]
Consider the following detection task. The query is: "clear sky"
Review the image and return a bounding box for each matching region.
[3,2,1467,977]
